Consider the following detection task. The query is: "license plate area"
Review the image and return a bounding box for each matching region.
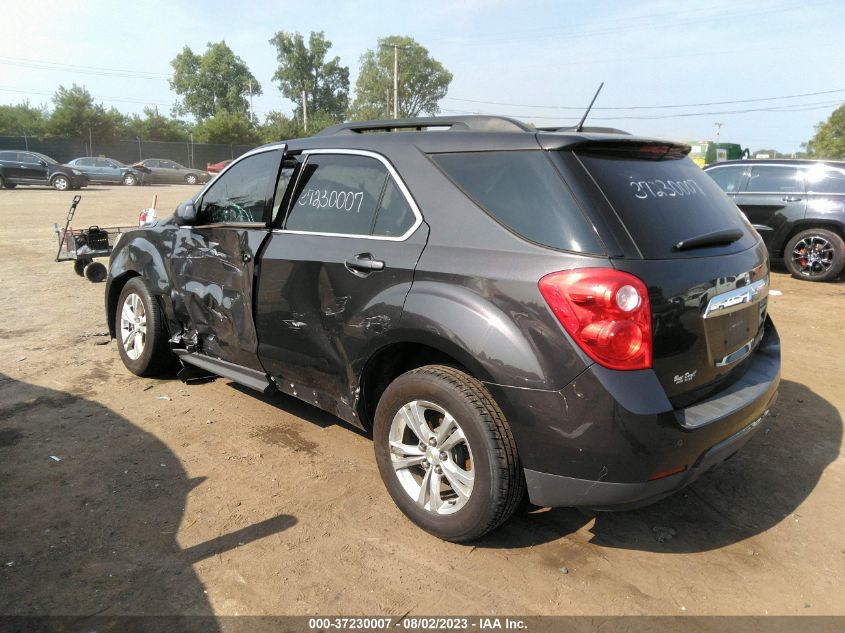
[703,278,768,369]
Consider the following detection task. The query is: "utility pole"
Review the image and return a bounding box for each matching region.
[88,126,93,157]
[248,79,254,123]
[380,43,409,119]
[714,122,723,144]
[302,90,308,132]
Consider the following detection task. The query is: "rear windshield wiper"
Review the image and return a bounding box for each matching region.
[673,228,744,252]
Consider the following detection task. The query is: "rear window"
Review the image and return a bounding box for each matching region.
[430,151,605,254]
[575,151,754,258]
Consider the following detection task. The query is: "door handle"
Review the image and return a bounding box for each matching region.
[782,196,802,202]
[344,253,385,273]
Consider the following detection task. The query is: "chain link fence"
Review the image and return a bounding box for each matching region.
[0,136,256,169]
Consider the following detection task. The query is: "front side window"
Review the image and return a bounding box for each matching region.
[285,154,389,236]
[706,165,745,193]
[198,150,280,225]
[95,158,112,168]
[746,166,802,193]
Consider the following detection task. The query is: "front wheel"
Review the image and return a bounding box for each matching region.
[115,277,174,376]
[184,174,198,185]
[784,228,845,282]
[52,175,70,191]
[373,365,524,542]
[122,173,138,186]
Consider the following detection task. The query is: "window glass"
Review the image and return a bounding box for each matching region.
[285,154,388,235]
[576,151,752,259]
[271,159,299,223]
[432,150,604,253]
[95,158,112,168]
[746,166,802,193]
[169,161,185,169]
[372,179,415,237]
[76,158,94,167]
[0,151,16,161]
[18,153,40,164]
[198,150,280,224]
[803,166,845,194]
[706,165,744,193]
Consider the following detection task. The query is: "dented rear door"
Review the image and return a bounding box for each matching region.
[255,150,427,417]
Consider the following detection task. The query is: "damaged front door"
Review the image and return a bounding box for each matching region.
[171,147,284,370]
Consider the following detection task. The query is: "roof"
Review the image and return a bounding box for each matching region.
[705,158,845,168]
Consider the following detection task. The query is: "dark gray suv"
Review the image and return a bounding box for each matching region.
[105,116,780,541]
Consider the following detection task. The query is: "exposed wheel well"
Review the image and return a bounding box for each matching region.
[778,222,845,257]
[106,271,140,337]
[357,342,470,431]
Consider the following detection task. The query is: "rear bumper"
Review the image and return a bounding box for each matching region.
[486,318,780,509]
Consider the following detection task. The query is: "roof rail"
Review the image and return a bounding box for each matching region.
[317,115,533,136]
[538,125,631,135]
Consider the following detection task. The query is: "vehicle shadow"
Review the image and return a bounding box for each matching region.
[0,373,296,621]
[477,379,841,552]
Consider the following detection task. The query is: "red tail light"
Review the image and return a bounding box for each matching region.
[538,268,652,371]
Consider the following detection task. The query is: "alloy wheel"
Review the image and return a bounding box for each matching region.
[120,293,147,360]
[388,400,475,515]
[791,234,834,278]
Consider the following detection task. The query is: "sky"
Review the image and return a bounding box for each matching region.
[1,0,843,152]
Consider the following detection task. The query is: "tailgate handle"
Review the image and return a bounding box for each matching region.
[345,253,385,273]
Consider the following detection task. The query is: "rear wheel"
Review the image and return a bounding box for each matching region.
[373,365,524,542]
[184,174,198,185]
[115,277,174,376]
[52,175,70,191]
[784,228,845,282]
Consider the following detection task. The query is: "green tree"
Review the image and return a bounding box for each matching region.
[351,36,452,119]
[127,107,190,141]
[193,111,259,144]
[268,31,349,123]
[48,84,129,141]
[170,41,261,120]
[0,102,48,136]
[804,105,845,159]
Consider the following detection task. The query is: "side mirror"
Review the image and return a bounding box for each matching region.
[39,160,47,167]
[175,200,197,225]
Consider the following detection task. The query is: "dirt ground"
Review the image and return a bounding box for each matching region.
[0,184,843,617]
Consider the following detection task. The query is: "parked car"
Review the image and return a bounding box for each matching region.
[0,150,89,190]
[67,157,149,186]
[106,116,780,541]
[132,158,209,185]
[704,159,845,281]
[206,159,232,174]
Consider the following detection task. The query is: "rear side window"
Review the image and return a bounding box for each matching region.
[706,165,744,193]
[576,151,753,258]
[803,165,845,194]
[431,151,604,253]
[372,179,415,237]
[286,154,388,236]
[746,166,802,193]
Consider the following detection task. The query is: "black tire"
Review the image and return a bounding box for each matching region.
[122,173,138,186]
[0,174,6,189]
[115,277,173,376]
[373,365,524,542]
[51,174,70,191]
[83,261,107,283]
[184,174,198,185]
[73,258,92,276]
[783,228,845,282]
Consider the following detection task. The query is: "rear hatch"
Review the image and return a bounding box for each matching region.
[561,140,769,404]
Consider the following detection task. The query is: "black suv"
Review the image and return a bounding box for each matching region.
[105,116,780,541]
[0,151,89,190]
[704,159,845,281]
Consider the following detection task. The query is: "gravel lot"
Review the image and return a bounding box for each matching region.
[0,184,843,617]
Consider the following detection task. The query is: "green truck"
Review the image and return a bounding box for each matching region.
[688,141,750,167]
